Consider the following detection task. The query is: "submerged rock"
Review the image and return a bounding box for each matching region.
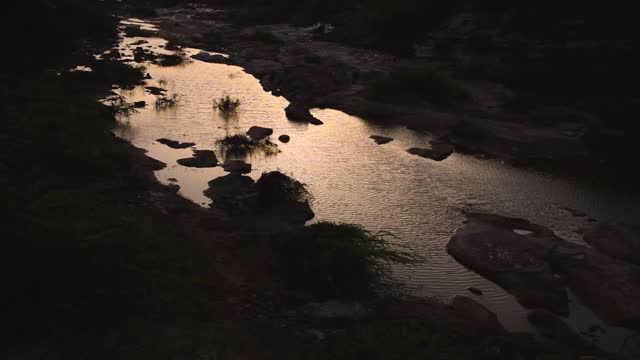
[177,150,218,168]
[450,295,505,334]
[370,135,393,145]
[408,141,455,161]
[447,213,569,315]
[246,126,274,141]
[156,138,196,149]
[285,103,323,125]
[191,51,229,64]
[583,223,640,265]
[278,134,290,143]
[146,86,168,95]
[222,160,252,174]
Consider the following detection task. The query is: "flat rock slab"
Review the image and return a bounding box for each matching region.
[285,103,323,125]
[157,138,196,149]
[370,135,393,145]
[177,150,218,168]
[204,174,256,206]
[583,223,640,265]
[447,213,569,316]
[559,249,640,329]
[246,126,273,141]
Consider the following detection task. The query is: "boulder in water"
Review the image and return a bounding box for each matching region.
[177,150,218,168]
[285,103,323,125]
[246,126,274,141]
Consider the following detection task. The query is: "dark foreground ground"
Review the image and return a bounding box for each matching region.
[0,1,635,359]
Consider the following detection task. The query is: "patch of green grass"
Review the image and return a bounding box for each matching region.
[272,222,417,299]
[365,66,470,106]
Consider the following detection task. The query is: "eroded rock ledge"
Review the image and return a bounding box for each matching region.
[448,212,640,330]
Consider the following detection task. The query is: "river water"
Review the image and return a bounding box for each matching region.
[111,18,640,354]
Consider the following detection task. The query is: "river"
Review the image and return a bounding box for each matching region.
[111,18,640,354]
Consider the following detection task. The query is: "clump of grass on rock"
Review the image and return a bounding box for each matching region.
[273,222,417,299]
[216,134,278,157]
[255,171,312,205]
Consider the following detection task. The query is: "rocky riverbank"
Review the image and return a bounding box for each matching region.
[134,4,636,185]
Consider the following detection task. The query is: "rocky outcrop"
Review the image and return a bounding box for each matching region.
[408,140,455,161]
[156,138,195,149]
[449,212,640,330]
[191,51,229,64]
[370,135,393,145]
[583,223,640,265]
[447,213,569,315]
[450,295,505,334]
[284,103,323,125]
[246,126,273,141]
[177,150,218,168]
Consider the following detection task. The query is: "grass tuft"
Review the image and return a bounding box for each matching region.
[213,94,241,113]
[273,222,417,299]
[216,134,278,157]
[154,93,181,111]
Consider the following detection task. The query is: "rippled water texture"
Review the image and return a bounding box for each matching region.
[113,19,640,353]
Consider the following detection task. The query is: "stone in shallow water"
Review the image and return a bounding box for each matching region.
[370,135,393,145]
[285,103,323,125]
[191,51,229,64]
[278,134,290,143]
[156,138,195,149]
[222,160,252,174]
[177,150,218,168]
[407,142,455,161]
[246,126,273,141]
